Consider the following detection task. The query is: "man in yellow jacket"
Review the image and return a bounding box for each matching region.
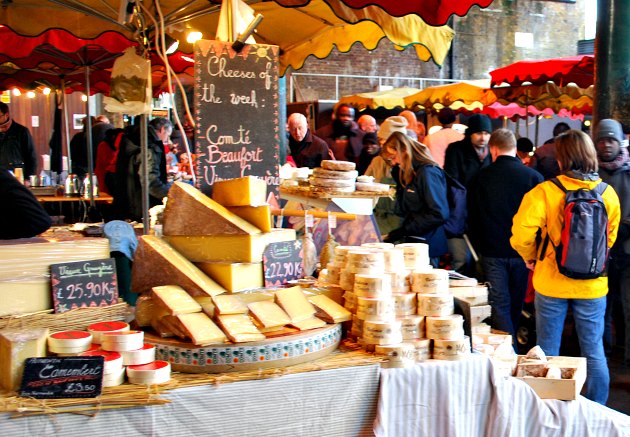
[511,130,620,404]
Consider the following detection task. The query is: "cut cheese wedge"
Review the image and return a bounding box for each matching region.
[211,176,267,206]
[159,315,190,340]
[307,294,352,323]
[216,314,265,343]
[248,300,291,328]
[290,316,327,331]
[164,228,296,263]
[226,204,272,232]
[195,262,264,292]
[193,296,216,318]
[152,285,202,315]
[135,294,156,327]
[0,328,48,391]
[274,286,316,323]
[163,182,262,236]
[176,313,227,346]
[131,235,227,297]
[213,294,249,315]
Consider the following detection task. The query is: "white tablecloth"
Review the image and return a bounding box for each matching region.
[374,354,630,437]
[2,364,381,437]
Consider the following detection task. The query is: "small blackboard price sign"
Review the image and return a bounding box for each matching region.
[194,40,280,198]
[263,240,304,287]
[20,356,104,399]
[51,258,119,313]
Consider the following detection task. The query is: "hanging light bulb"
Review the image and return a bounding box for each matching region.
[12,88,21,96]
[42,87,51,95]
[186,31,203,44]
[81,94,88,102]
[26,91,36,99]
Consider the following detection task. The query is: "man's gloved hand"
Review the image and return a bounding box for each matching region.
[383,227,405,243]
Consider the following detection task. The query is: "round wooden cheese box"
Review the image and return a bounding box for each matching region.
[147,323,342,373]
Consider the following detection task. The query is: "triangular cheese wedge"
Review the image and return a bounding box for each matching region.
[152,285,202,315]
[226,204,272,232]
[211,176,268,207]
[177,313,227,346]
[216,314,265,343]
[307,294,352,323]
[274,286,316,323]
[248,300,291,328]
[163,182,262,236]
[131,235,227,297]
[213,294,249,315]
[290,316,327,331]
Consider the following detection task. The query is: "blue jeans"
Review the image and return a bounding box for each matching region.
[534,292,609,404]
[481,257,529,338]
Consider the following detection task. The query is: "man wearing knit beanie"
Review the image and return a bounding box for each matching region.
[443,113,493,275]
[595,118,630,365]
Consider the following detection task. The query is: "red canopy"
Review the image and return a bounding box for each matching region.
[312,0,496,26]
[490,55,594,88]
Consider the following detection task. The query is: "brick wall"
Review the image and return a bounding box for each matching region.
[289,0,584,101]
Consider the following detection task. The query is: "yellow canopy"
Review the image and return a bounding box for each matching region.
[403,80,497,112]
[339,87,422,110]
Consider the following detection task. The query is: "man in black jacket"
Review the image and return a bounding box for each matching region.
[468,129,542,340]
[443,114,493,274]
[287,113,331,168]
[0,102,37,180]
[0,169,51,239]
[316,103,365,164]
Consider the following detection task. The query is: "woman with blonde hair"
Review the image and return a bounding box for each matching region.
[511,129,621,404]
[381,125,449,265]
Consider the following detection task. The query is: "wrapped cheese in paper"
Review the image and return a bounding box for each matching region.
[104,47,152,115]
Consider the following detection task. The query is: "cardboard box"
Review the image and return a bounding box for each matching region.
[515,356,586,400]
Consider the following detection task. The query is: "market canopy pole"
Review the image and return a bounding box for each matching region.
[594,0,630,126]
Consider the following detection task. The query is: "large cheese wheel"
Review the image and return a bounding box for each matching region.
[48,331,93,352]
[355,182,391,193]
[310,176,356,189]
[321,160,356,171]
[312,167,358,180]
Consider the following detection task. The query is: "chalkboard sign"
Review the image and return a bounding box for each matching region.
[20,356,104,399]
[263,240,304,287]
[194,40,280,198]
[51,258,119,313]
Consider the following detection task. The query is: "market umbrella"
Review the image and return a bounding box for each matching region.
[317,0,496,26]
[403,80,498,112]
[489,55,594,88]
[0,1,455,76]
[492,82,593,115]
[338,87,422,110]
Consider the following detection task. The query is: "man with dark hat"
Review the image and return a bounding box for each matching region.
[424,107,464,168]
[594,118,630,365]
[443,113,493,274]
[358,131,380,175]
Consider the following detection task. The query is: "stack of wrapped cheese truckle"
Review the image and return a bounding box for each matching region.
[130,177,347,373]
[319,242,473,364]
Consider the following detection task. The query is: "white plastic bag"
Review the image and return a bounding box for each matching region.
[104,47,152,115]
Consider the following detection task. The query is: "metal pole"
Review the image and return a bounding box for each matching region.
[61,79,72,173]
[140,115,150,235]
[84,64,96,210]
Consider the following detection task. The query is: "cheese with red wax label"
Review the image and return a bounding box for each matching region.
[120,344,156,366]
[48,330,93,351]
[163,182,263,236]
[101,330,144,352]
[87,321,130,344]
[103,365,126,387]
[80,350,123,374]
[127,360,171,385]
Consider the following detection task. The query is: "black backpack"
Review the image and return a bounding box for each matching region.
[540,178,610,279]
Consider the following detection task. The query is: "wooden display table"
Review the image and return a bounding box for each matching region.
[279,186,388,215]
[36,194,113,204]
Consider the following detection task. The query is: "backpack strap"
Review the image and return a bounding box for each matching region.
[593,181,608,196]
[549,177,567,193]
